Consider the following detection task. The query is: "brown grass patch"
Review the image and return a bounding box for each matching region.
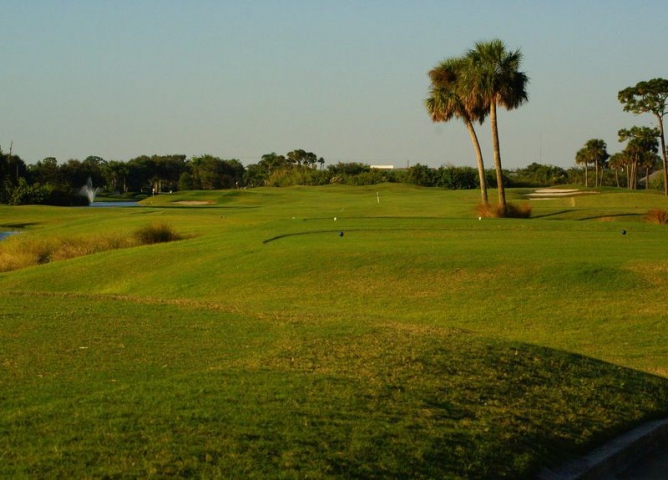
[476,202,532,219]
[645,209,668,225]
[0,223,182,272]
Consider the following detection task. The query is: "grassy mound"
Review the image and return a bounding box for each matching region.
[1,294,666,479]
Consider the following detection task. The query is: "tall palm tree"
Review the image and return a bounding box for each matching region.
[465,39,529,215]
[425,57,489,206]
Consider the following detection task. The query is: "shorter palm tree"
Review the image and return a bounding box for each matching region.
[575,139,608,187]
[425,57,489,206]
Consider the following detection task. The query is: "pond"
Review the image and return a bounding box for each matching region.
[89,201,140,207]
[0,231,19,241]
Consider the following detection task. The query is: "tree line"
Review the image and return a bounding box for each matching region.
[1,141,591,206]
[575,78,668,193]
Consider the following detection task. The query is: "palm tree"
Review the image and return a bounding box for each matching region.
[575,139,609,187]
[608,152,626,188]
[575,147,591,187]
[618,127,659,190]
[465,39,529,215]
[425,56,489,206]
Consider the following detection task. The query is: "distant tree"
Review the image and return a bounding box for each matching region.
[194,155,226,190]
[513,162,568,186]
[243,163,269,187]
[28,157,62,187]
[259,152,287,174]
[641,151,660,189]
[434,165,479,190]
[103,160,131,193]
[406,163,435,187]
[575,139,608,187]
[618,127,659,190]
[608,152,627,188]
[426,56,489,205]
[220,159,245,188]
[187,155,244,190]
[178,171,196,191]
[0,148,27,203]
[327,162,370,176]
[286,149,318,169]
[618,78,668,195]
[466,39,529,214]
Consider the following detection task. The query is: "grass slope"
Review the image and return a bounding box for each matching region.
[1,185,668,478]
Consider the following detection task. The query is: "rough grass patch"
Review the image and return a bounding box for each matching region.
[133,223,182,245]
[0,224,181,272]
[645,209,668,225]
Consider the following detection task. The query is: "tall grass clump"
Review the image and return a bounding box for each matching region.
[645,209,668,225]
[133,222,182,245]
[0,223,181,272]
[476,202,532,218]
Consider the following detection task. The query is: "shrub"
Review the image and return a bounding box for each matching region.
[476,202,532,219]
[505,202,532,218]
[645,209,668,225]
[476,203,497,218]
[134,223,181,245]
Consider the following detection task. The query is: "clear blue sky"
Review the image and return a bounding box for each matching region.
[1,1,666,169]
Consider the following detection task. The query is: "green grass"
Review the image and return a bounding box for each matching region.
[1,184,668,478]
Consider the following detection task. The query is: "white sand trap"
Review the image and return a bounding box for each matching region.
[174,200,215,205]
[527,189,599,199]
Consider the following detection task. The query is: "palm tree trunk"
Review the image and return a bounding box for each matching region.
[489,102,506,214]
[657,116,667,195]
[584,164,589,188]
[464,119,488,206]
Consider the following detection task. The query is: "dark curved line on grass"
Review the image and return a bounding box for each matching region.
[301,216,449,222]
[263,230,355,244]
[0,222,41,229]
[578,213,642,221]
[263,227,477,244]
[530,210,576,219]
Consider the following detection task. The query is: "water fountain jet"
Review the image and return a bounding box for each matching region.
[80,177,101,204]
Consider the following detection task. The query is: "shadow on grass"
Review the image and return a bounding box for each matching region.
[0,222,41,229]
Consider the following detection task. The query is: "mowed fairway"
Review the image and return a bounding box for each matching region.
[1,184,668,478]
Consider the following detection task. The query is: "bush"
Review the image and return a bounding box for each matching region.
[476,202,532,219]
[505,203,533,218]
[134,223,181,244]
[645,209,668,225]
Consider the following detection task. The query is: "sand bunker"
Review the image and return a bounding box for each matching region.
[527,189,599,199]
[174,200,215,205]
